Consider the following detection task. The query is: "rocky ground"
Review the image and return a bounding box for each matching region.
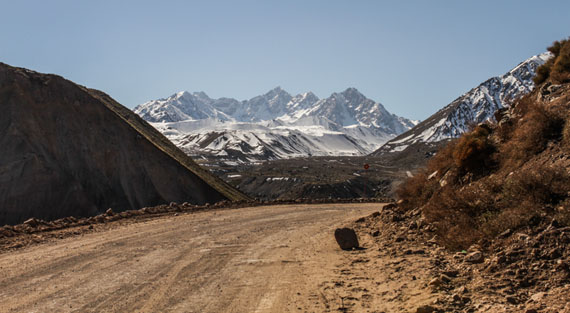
[203,155,421,200]
[334,203,570,312]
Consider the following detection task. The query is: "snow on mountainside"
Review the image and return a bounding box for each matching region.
[134,87,415,162]
[372,52,552,156]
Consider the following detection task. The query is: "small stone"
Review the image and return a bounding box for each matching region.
[443,270,459,277]
[429,277,442,286]
[105,208,114,216]
[530,292,547,302]
[556,260,569,271]
[465,251,484,263]
[383,203,397,210]
[499,229,512,238]
[547,248,562,259]
[440,274,451,283]
[334,228,359,250]
[506,296,518,304]
[23,218,39,227]
[391,215,403,222]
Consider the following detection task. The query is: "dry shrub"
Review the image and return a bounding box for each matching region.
[563,120,570,149]
[501,100,564,168]
[554,198,570,227]
[481,202,542,238]
[550,40,570,83]
[502,166,570,206]
[452,125,495,175]
[422,183,495,250]
[422,165,569,249]
[397,139,459,210]
[396,171,434,210]
[483,166,570,235]
[533,38,570,84]
[425,139,457,174]
[534,60,552,85]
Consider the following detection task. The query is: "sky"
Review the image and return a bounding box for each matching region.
[1,0,569,120]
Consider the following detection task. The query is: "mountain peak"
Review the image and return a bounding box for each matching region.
[193,91,210,100]
[175,91,191,98]
[341,87,365,99]
[263,86,290,98]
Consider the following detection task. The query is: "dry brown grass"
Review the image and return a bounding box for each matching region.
[415,163,570,250]
[533,38,570,84]
[550,40,570,83]
[451,125,495,175]
[500,98,564,169]
[563,118,570,149]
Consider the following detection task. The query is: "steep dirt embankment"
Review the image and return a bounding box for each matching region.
[0,62,248,225]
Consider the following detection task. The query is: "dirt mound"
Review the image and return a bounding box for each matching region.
[0,62,248,225]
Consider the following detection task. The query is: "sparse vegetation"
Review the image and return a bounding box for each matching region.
[533,38,570,84]
[451,124,495,175]
[563,119,570,149]
[500,96,565,168]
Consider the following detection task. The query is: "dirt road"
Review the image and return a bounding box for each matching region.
[0,203,381,313]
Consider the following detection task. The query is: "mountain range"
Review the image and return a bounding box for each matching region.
[135,52,550,163]
[134,87,417,162]
[372,52,551,156]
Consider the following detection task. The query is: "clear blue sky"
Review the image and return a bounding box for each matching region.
[1,0,568,120]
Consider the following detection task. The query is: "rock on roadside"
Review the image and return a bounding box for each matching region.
[334,228,359,250]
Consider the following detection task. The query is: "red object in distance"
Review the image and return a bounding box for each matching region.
[363,163,370,170]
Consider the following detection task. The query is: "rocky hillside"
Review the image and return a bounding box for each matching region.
[0,63,248,225]
[134,87,417,162]
[390,39,570,312]
[373,52,551,156]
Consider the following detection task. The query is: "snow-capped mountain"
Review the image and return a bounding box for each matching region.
[134,87,416,162]
[372,52,552,155]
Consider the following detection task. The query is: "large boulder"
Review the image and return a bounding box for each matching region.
[334,228,359,250]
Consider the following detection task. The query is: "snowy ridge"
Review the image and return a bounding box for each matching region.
[134,87,415,162]
[372,52,552,155]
